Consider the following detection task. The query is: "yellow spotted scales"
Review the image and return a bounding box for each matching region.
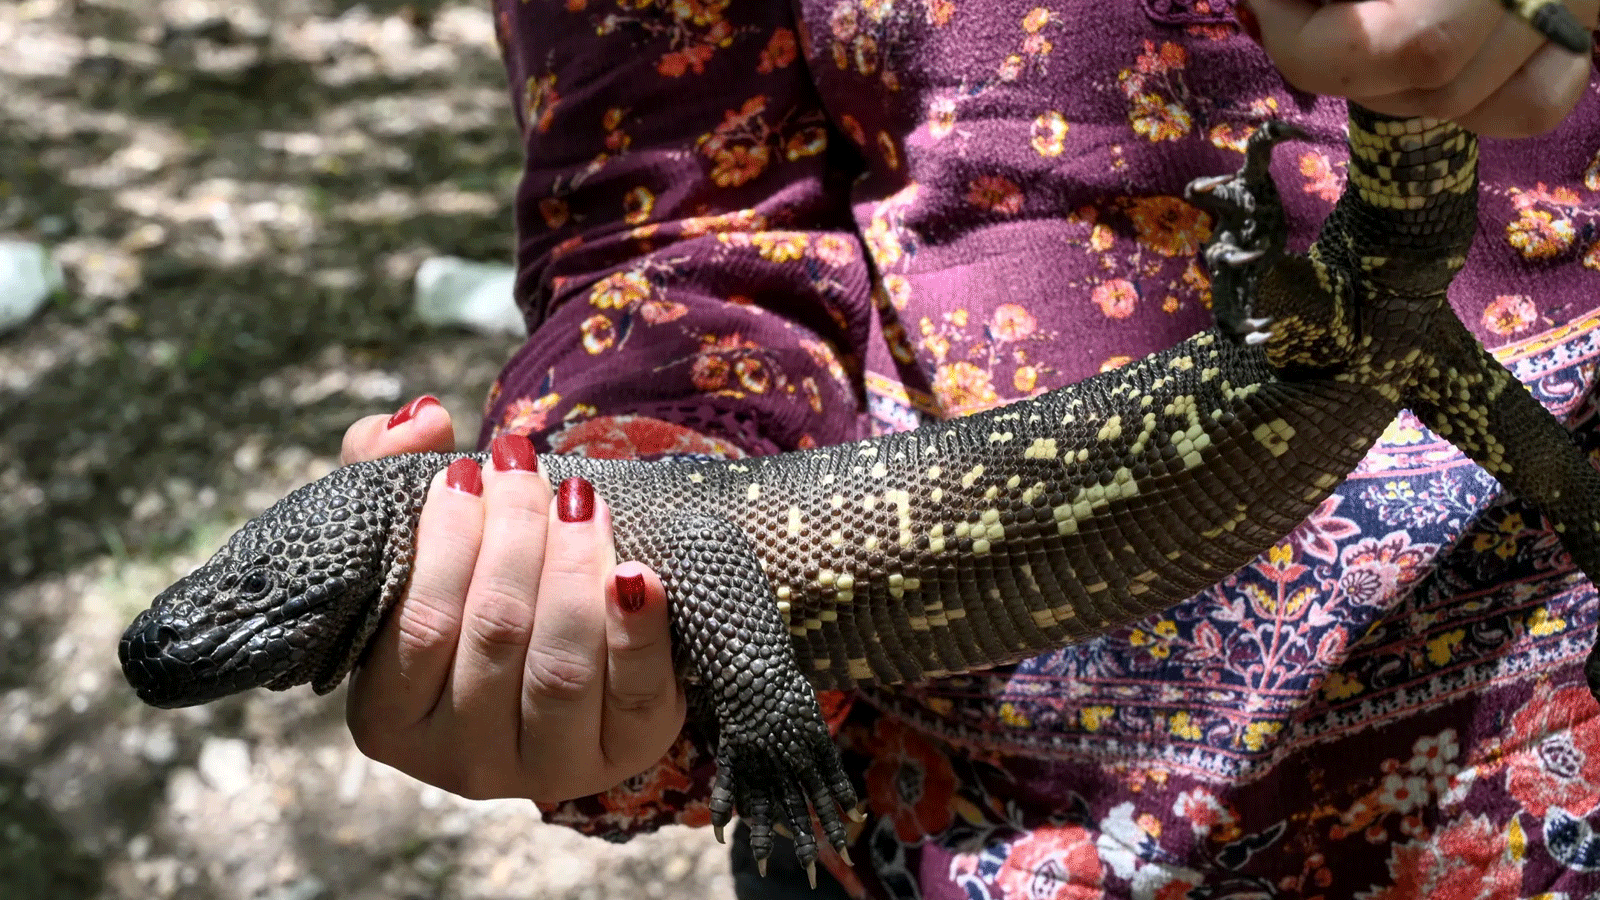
[121,5,1598,881]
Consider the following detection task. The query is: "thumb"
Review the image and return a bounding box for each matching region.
[341,395,457,464]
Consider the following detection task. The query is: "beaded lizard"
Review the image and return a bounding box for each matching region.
[122,3,1597,879]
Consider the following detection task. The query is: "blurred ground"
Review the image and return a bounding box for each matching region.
[0,1,733,897]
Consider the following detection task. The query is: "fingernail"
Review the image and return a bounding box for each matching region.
[445,458,483,496]
[1233,0,1262,44]
[615,573,648,613]
[557,476,595,522]
[388,394,441,429]
[491,433,538,472]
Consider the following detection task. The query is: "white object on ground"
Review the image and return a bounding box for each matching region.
[0,240,65,334]
[414,256,525,338]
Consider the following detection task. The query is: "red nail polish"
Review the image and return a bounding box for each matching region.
[615,573,648,613]
[1233,0,1262,44]
[445,458,483,496]
[491,433,538,472]
[557,476,595,522]
[388,394,441,429]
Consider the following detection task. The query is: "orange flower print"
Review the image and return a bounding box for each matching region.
[994,824,1105,900]
[524,73,559,133]
[1128,92,1191,142]
[1022,7,1054,33]
[691,353,730,391]
[590,271,652,310]
[499,393,560,436]
[734,357,770,393]
[581,314,616,354]
[863,720,957,843]
[1092,279,1139,319]
[539,197,570,229]
[1298,151,1342,202]
[1031,111,1068,157]
[1481,294,1537,336]
[933,361,999,413]
[1358,815,1520,900]
[658,43,714,77]
[1506,208,1575,259]
[710,144,770,187]
[969,175,1024,215]
[639,298,688,324]
[1128,196,1209,256]
[784,126,828,161]
[1135,39,1187,74]
[1014,364,1038,393]
[881,273,911,309]
[990,303,1037,341]
[1587,240,1600,271]
[757,27,797,73]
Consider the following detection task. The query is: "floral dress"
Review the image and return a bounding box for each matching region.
[482,1,1600,897]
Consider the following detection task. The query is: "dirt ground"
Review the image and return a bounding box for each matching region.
[0,1,734,897]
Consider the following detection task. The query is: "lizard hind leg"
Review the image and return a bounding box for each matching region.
[643,514,858,871]
[1407,315,1600,700]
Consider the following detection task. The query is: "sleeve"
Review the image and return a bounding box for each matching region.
[482,0,878,457]
[485,0,869,838]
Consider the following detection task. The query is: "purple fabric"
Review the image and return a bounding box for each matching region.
[483,1,1600,897]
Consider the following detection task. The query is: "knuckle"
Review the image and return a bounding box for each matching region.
[606,683,669,717]
[466,582,536,650]
[524,639,599,703]
[1384,26,1467,90]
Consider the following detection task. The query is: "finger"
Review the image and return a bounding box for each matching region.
[1249,0,1501,98]
[341,395,454,464]
[519,476,614,796]
[347,459,484,747]
[1350,0,1588,128]
[446,434,553,787]
[601,562,685,776]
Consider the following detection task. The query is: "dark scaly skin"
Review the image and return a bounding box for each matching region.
[122,11,1598,877]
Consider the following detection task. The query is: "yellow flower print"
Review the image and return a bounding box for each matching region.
[1013,365,1038,393]
[1425,629,1465,667]
[1241,720,1281,751]
[997,53,1024,82]
[968,175,1024,215]
[1089,223,1115,252]
[1321,671,1364,701]
[1506,208,1575,259]
[927,0,955,26]
[1128,92,1192,142]
[1528,607,1567,637]
[1169,711,1202,741]
[864,216,903,267]
[881,273,911,308]
[735,357,770,393]
[1022,7,1053,32]
[1481,294,1537,336]
[580,314,616,354]
[1128,195,1209,257]
[999,702,1032,728]
[751,232,808,262]
[622,187,655,225]
[785,126,828,161]
[1091,278,1139,319]
[1081,705,1115,732]
[500,393,560,436]
[1586,240,1600,271]
[862,0,893,21]
[929,96,958,140]
[589,271,652,309]
[1031,111,1068,157]
[853,33,879,75]
[933,361,999,413]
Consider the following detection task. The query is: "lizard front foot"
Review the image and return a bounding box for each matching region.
[1185,120,1303,345]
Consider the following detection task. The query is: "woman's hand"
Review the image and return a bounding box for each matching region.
[339,396,686,802]
[1244,0,1597,137]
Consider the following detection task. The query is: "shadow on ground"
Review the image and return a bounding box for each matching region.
[0,1,733,897]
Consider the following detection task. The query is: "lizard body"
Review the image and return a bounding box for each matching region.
[121,5,1599,875]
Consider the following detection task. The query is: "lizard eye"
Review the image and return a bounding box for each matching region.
[238,569,273,597]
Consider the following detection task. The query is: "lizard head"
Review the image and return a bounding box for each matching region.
[119,461,403,708]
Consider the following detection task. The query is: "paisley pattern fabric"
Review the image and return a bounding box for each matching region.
[482,1,1600,896]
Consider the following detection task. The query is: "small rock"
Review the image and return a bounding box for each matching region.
[0,240,63,334]
[413,256,525,337]
[197,736,253,796]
